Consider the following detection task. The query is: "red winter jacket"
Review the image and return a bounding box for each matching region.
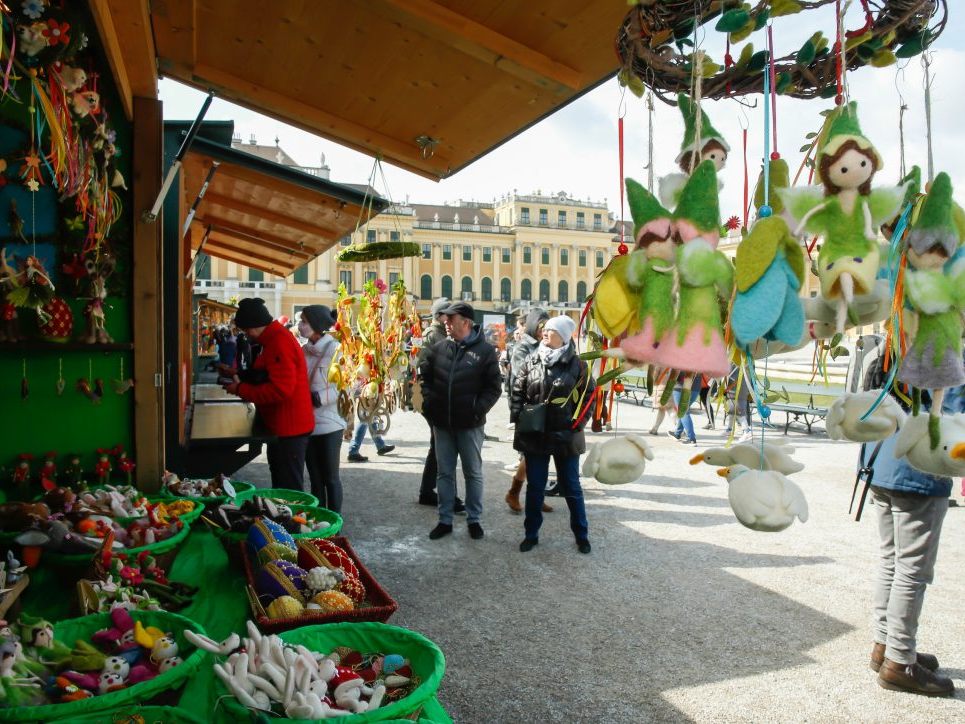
[237,321,314,437]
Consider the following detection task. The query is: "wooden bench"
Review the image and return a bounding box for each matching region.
[615,369,651,407]
[767,382,845,434]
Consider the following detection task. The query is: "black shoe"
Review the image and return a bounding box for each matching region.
[454,497,466,514]
[377,445,395,456]
[576,539,592,554]
[418,492,438,506]
[347,452,368,462]
[429,523,453,540]
[468,522,484,540]
[666,430,681,441]
[545,481,560,497]
[519,539,538,552]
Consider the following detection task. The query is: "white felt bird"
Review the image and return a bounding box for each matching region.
[893,412,965,477]
[582,434,654,485]
[689,441,804,475]
[826,391,907,442]
[717,465,809,532]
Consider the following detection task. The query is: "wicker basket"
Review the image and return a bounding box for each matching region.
[242,535,398,634]
[0,610,208,722]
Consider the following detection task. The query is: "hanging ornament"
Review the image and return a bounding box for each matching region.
[21,358,29,400]
[0,247,22,342]
[113,356,133,394]
[56,357,65,395]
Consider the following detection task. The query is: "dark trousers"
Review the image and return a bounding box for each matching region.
[420,418,438,496]
[523,453,588,542]
[305,430,343,513]
[266,434,309,489]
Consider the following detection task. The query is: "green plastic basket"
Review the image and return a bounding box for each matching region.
[0,610,208,722]
[236,487,319,507]
[212,503,343,546]
[55,705,206,723]
[218,621,445,722]
[42,519,193,571]
[115,498,206,527]
[160,479,256,506]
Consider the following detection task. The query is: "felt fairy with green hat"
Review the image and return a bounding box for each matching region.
[655,160,734,377]
[898,171,965,415]
[659,93,730,210]
[732,157,806,349]
[620,178,677,362]
[781,101,908,333]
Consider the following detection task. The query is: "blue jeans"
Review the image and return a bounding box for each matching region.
[349,423,386,455]
[673,388,696,441]
[433,426,485,525]
[523,453,588,542]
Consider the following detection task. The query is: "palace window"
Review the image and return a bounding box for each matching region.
[577,281,587,303]
[483,247,492,262]
[441,275,453,298]
[541,247,550,265]
[389,272,399,287]
[501,277,511,302]
[523,246,532,264]
[558,210,566,227]
[593,213,602,231]
[422,243,432,259]
[420,274,432,299]
[595,250,605,267]
[560,249,569,266]
[463,245,472,261]
[248,268,263,282]
[339,270,352,290]
[195,253,211,280]
[292,264,309,284]
[521,279,532,300]
[578,249,587,267]
[558,280,568,303]
[365,271,377,284]
[367,229,376,242]
[520,207,530,224]
[539,209,547,225]
[443,244,452,260]
[481,277,492,301]
[538,279,550,301]
[501,247,510,263]
[577,212,585,229]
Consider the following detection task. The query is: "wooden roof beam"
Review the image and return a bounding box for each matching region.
[88,0,159,118]
[373,0,583,92]
[204,236,294,267]
[202,191,341,239]
[195,218,317,259]
[201,240,291,276]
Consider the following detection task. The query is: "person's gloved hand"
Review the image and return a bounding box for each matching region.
[216,363,238,377]
[221,381,240,396]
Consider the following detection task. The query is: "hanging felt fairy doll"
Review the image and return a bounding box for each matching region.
[655,160,734,378]
[732,157,806,350]
[781,102,908,333]
[658,93,729,210]
[897,171,965,415]
[621,178,677,363]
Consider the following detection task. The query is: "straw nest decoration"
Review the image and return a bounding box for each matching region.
[336,241,421,262]
[616,0,947,104]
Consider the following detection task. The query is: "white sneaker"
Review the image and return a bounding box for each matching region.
[506,422,515,430]
[738,429,754,443]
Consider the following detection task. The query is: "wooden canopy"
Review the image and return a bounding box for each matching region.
[96,0,626,180]
[182,135,387,276]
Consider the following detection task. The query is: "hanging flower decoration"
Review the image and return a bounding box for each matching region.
[21,0,46,21]
[41,17,69,47]
[725,215,742,231]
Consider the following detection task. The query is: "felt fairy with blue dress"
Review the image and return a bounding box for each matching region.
[781,102,908,334]
[732,157,806,350]
[655,160,734,378]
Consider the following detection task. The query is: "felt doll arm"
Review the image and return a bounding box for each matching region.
[658,173,688,209]
[905,269,954,315]
[625,249,649,290]
[778,185,825,231]
[713,251,735,298]
[862,200,875,241]
[867,183,911,229]
[792,200,829,236]
[948,254,965,310]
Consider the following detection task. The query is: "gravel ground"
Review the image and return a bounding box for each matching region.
[235,395,965,723]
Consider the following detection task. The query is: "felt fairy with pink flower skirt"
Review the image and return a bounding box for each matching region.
[781,102,908,333]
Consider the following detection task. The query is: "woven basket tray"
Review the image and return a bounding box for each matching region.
[242,535,398,634]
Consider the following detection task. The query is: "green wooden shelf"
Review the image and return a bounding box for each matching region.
[0,341,133,353]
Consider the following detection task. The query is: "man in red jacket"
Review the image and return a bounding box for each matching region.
[220,297,314,487]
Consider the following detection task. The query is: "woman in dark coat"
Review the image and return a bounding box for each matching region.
[510,315,596,553]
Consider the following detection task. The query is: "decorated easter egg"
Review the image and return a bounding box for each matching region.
[335,573,366,604]
[266,595,304,619]
[297,539,358,579]
[39,297,73,342]
[256,541,298,566]
[247,518,296,553]
[310,590,354,613]
[255,560,307,605]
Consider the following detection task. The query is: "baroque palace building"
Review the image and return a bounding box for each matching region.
[193,137,621,319]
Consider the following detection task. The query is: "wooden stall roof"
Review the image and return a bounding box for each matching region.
[196,297,237,315]
[145,0,627,180]
[182,135,388,277]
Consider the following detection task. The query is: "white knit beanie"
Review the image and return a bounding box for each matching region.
[543,315,577,344]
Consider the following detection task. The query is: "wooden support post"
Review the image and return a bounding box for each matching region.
[132,97,165,491]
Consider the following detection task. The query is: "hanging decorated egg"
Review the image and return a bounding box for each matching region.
[39,297,73,341]
[309,590,354,613]
[297,539,358,579]
[255,560,307,605]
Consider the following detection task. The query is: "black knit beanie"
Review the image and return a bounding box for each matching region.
[302,304,336,334]
[234,297,273,328]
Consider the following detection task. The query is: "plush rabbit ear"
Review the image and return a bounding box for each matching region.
[625,434,655,460]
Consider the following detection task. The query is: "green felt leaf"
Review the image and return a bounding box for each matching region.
[753,8,770,30]
[775,71,793,94]
[805,131,817,139]
[871,49,897,68]
[895,34,927,58]
[748,50,770,72]
[830,332,843,347]
[674,18,695,39]
[770,0,803,17]
[716,9,750,33]
[819,84,838,99]
[737,42,755,67]
[730,20,756,44]
[551,397,568,405]
[856,43,876,61]
[796,40,816,65]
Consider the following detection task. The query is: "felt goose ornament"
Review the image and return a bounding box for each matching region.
[780,102,908,333]
[717,464,809,532]
[582,434,655,485]
[690,441,804,475]
[893,412,965,477]
[826,390,906,443]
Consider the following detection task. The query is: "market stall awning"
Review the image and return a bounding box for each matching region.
[146,0,627,180]
[181,135,388,277]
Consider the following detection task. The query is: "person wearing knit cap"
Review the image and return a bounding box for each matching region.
[510,314,596,554]
[220,298,314,487]
[298,305,345,512]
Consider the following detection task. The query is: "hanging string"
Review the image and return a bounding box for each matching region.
[767,24,779,159]
[834,0,845,105]
[646,92,655,194]
[742,126,749,229]
[618,115,628,255]
[761,39,772,212]
[922,52,934,184]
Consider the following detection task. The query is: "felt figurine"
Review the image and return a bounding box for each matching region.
[39,451,58,491]
[71,89,100,118]
[12,453,33,492]
[0,247,22,343]
[732,158,807,350]
[826,390,907,443]
[781,102,908,333]
[116,452,136,485]
[620,179,677,363]
[897,172,965,418]
[94,449,112,484]
[689,440,803,475]
[82,253,114,344]
[590,252,639,340]
[716,464,809,532]
[19,615,72,668]
[659,93,729,209]
[654,161,733,377]
[133,621,179,667]
[582,434,654,485]
[65,454,84,486]
[894,412,965,477]
[8,255,55,323]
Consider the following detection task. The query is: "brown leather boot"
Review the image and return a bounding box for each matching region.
[542,501,554,513]
[870,643,939,673]
[505,478,524,513]
[878,657,955,697]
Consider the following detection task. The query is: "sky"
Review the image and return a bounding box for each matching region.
[158,4,964,225]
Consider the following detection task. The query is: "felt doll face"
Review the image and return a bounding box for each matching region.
[646,237,677,262]
[906,245,948,271]
[700,140,728,171]
[821,144,877,194]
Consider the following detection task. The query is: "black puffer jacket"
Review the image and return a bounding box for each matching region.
[419,325,502,430]
[511,342,595,456]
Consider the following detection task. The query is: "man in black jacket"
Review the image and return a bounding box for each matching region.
[419,302,502,540]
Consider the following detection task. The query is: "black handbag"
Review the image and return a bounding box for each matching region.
[516,370,548,433]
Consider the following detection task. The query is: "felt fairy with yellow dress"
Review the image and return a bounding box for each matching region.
[780,102,908,333]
